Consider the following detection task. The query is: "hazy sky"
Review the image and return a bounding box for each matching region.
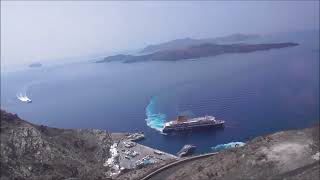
[1,1,319,68]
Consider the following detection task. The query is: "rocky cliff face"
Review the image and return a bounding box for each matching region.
[0,110,113,180]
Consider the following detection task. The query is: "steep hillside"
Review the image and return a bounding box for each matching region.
[0,110,113,180]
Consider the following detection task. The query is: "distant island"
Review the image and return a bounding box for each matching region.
[29,62,42,68]
[96,42,298,63]
[141,33,260,53]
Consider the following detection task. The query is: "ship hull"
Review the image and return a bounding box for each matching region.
[162,122,224,133]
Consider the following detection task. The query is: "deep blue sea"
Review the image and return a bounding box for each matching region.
[1,31,319,155]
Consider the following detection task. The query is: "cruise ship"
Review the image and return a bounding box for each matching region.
[162,115,224,133]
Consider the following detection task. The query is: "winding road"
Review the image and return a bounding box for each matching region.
[141,152,218,180]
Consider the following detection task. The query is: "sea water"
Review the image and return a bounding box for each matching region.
[1,31,319,154]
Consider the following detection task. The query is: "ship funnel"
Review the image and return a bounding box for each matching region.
[176,115,188,123]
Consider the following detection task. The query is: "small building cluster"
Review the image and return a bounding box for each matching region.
[104,143,122,177]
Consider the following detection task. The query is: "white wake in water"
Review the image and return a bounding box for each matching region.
[16,81,40,103]
[211,142,245,152]
[17,93,32,102]
[145,96,166,132]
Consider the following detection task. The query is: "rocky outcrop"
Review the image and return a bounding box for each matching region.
[0,110,113,180]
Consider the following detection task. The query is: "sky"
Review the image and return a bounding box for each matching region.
[1,1,319,68]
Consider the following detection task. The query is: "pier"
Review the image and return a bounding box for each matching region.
[106,132,177,178]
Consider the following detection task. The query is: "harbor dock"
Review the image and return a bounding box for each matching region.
[106,132,177,178]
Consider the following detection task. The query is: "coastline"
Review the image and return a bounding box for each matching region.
[1,109,319,180]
